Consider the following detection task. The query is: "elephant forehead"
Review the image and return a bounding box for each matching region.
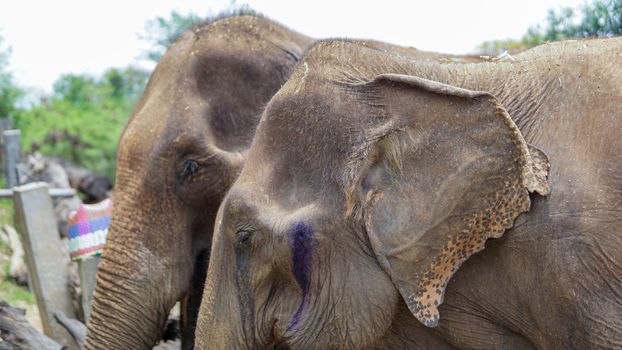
[255,90,362,163]
[239,143,346,208]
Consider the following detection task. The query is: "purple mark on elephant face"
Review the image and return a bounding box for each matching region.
[287,221,314,331]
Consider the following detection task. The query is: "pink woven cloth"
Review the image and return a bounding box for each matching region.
[67,198,113,261]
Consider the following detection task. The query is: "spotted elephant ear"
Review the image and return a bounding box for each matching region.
[353,74,549,327]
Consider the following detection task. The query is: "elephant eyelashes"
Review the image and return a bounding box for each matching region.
[179,160,200,180]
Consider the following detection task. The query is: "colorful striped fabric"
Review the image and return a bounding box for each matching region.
[67,198,113,261]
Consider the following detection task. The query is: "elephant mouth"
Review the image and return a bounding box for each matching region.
[265,319,292,350]
[269,341,291,350]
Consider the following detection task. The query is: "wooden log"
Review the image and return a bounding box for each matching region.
[12,182,77,347]
[53,311,85,349]
[0,302,181,350]
[0,301,62,350]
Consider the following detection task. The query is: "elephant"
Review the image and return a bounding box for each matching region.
[82,13,484,349]
[196,37,622,349]
[83,15,313,350]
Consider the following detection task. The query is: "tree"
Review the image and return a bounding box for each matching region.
[14,67,149,178]
[478,0,622,54]
[52,74,99,105]
[140,10,202,63]
[7,1,263,179]
[538,0,622,40]
[139,2,258,63]
[0,32,23,121]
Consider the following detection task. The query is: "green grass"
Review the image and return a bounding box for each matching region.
[0,274,35,305]
[0,245,35,305]
[0,198,35,306]
[0,198,13,227]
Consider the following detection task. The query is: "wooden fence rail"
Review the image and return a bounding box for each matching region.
[13,182,78,347]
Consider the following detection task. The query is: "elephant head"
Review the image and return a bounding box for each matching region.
[196,41,549,349]
[83,16,312,350]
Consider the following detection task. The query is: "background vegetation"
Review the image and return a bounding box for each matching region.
[478,0,622,54]
[0,10,205,180]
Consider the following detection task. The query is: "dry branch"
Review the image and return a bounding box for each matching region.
[0,301,61,350]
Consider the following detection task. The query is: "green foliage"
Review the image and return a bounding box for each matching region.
[15,67,149,179]
[478,0,622,54]
[0,279,35,305]
[536,0,622,41]
[0,258,35,306]
[477,39,533,55]
[139,2,259,63]
[0,203,35,305]
[0,33,24,121]
[4,3,261,181]
[140,10,203,63]
[0,197,11,230]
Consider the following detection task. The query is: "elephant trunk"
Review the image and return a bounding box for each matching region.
[195,224,252,350]
[83,208,191,350]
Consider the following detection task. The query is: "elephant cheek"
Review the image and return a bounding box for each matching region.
[235,240,258,348]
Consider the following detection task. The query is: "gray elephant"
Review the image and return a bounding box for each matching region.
[197,37,622,349]
[83,15,313,350]
[82,14,483,349]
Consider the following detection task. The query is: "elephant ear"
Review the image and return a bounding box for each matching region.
[353,74,549,328]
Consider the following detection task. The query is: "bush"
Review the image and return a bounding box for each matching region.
[478,0,622,54]
[14,67,149,179]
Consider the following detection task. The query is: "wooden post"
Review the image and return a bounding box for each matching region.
[0,118,13,145]
[0,301,62,350]
[3,129,21,188]
[13,182,77,347]
[78,256,99,322]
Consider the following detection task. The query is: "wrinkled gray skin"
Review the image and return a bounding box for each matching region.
[82,14,481,350]
[198,38,622,349]
[83,16,313,350]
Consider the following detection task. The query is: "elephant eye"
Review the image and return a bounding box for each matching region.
[236,229,252,245]
[179,160,199,180]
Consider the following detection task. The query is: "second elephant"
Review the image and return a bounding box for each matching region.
[83,15,312,350]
